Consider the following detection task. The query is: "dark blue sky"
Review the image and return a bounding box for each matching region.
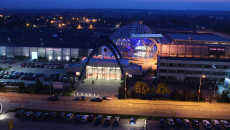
[1,0,230,10]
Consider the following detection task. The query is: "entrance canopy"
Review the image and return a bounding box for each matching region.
[81,56,129,67]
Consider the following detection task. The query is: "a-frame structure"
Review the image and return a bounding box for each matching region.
[79,38,125,80]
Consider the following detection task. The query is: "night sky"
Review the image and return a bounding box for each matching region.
[1,0,230,10]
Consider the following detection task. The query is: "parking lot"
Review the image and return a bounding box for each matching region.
[0,59,76,88]
[0,112,146,130]
[0,111,229,130]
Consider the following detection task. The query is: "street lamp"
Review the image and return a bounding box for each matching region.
[125,72,128,99]
[198,75,205,102]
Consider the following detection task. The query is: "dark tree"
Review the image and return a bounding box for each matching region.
[34,78,43,94]
[170,89,181,100]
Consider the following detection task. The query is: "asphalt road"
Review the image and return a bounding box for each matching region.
[0,93,230,120]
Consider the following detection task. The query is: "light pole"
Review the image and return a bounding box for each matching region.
[198,75,205,102]
[125,72,128,99]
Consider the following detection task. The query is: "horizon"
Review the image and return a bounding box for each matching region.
[1,0,230,11]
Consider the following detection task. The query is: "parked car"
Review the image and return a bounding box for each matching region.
[90,98,103,102]
[81,115,89,123]
[88,115,95,122]
[48,112,57,120]
[113,116,120,127]
[105,116,112,124]
[40,113,49,120]
[24,111,33,118]
[202,120,212,129]
[72,96,86,101]
[43,76,50,81]
[74,115,82,122]
[160,119,166,128]
[96,115,103,124]
[167,118,174,127]
[65,113,74,121]
[57,112,65,121]
[192,120,200,128]
[130,117,136,125]
[211,120,221,128]
[32,112,42,120]
[48,95,59,101]
[183,119,190,127]
[15,110,25,118]
[175,119,183,127]
[220,120,230,129]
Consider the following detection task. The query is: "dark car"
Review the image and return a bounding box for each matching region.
[48,112,57,120]
[113,116,120,127]
[74,115,82,122]
[192,120,200,128]
[96,115,103,124]
[48,95,59,101]
[40,113,49,120]
[72,96,86,101]
[15,110,25,118]
[175,119,183,127]
[24,111,33,118]
[130,117,136,125]
[88,115,95,122]
[57,112,65,121]
[160,119,166,128]
[43,76,50,81]
[32,112,42,120]
[90,98,103,102]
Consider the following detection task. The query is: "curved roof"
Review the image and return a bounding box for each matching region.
[110,23,152,39]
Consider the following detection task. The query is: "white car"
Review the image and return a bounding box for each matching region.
[167,118,174,127]
[0,103,2,114]
[183,119,190,127]
[65,113,74,120]
[211,120,221,128]
[220,120,230,129]
[105,116,112,124]
[202,120,212,129]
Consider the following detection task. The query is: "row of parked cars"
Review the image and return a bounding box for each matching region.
[0,70,20,79]
[0,70,78,84]
[1,60,15,64]
[161,118,230,129]
[43,75,78,82]
[15,110,121,127]
[0,70,45,80]
[20,62,70,69]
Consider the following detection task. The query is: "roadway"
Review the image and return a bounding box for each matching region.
[0,93,230,119]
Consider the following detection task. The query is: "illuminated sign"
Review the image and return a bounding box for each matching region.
[93,56,116,59]
[209,48,225,51]
[81,56,116,62]
[46,48,61,51]
[209,47,225,55]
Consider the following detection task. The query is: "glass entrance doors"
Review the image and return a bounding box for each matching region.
[86,66,121,80]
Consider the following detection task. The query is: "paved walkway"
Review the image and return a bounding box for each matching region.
[76,79,121,97]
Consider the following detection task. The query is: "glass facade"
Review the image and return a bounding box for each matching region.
[86,66,121,80]
[113,38,158,58]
